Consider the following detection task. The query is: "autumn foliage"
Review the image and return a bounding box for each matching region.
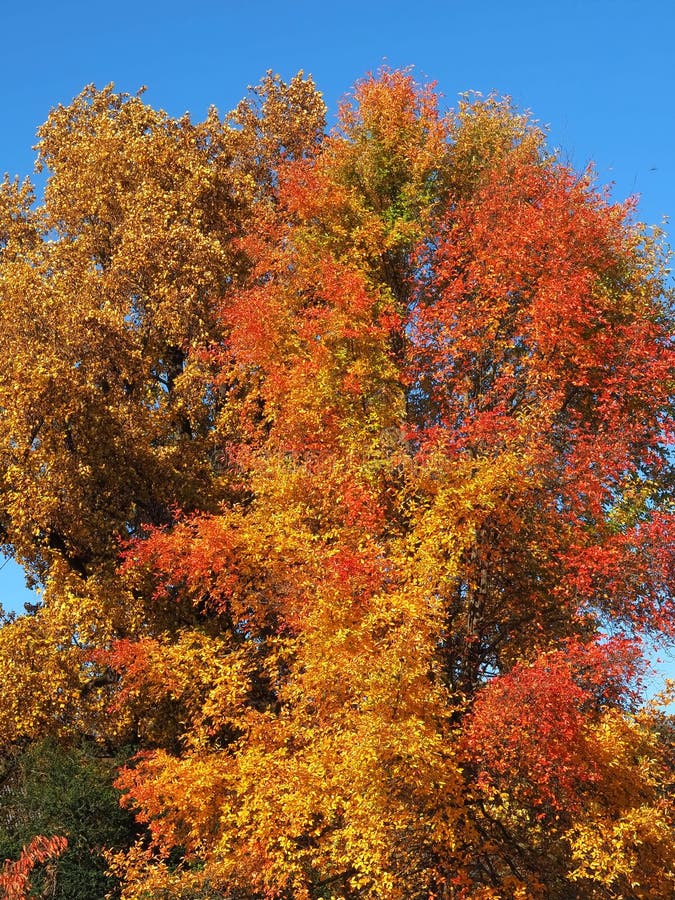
[0,835,67,900]
[0,69,673,899]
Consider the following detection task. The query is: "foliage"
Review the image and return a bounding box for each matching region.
[0,68,673,899]
[0,739,137,899]
[0,834,67,900]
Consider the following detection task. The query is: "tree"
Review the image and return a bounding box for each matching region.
[0,71,326,748]
[0,69,673,899]
[0,739,136,899]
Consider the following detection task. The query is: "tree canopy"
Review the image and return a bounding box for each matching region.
[0,69,673,899]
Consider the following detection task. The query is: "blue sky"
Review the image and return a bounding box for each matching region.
[1,0,673,690]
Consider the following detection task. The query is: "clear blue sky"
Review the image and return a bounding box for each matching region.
[1,0,673,691]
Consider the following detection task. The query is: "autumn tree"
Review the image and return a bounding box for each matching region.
[0,71,326,746]
[0,70,673,899]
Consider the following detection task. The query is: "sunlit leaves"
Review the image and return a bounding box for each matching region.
[0,68,673,900]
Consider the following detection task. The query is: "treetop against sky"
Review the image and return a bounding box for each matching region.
[0,66,672,898]
[2,0,673,693]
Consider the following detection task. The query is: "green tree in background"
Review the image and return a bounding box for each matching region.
[0,740,136,898]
